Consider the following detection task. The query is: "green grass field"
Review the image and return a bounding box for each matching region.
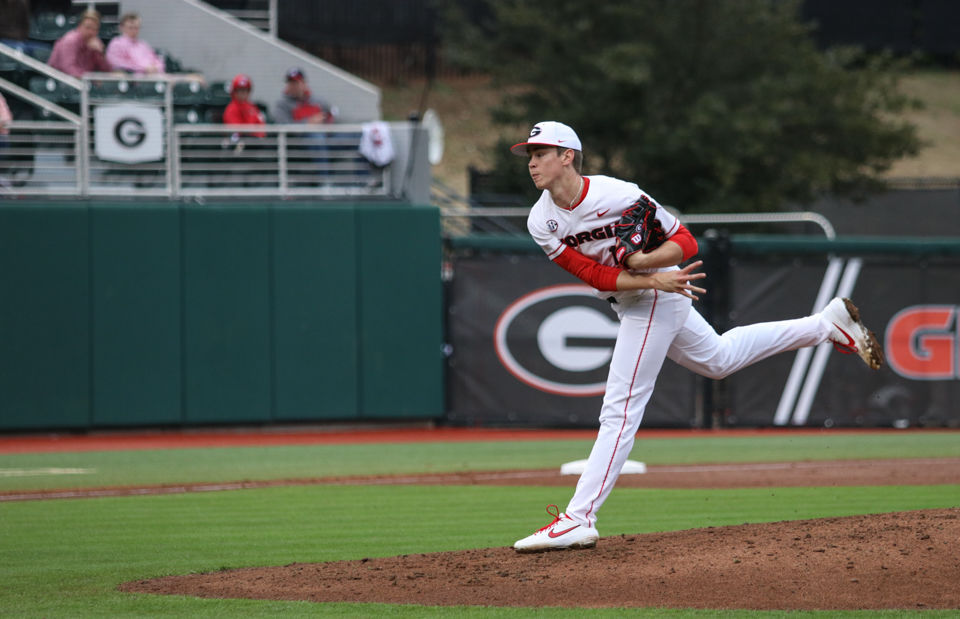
[1,431,959,617]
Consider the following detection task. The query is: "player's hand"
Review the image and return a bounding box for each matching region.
[625,239,683,271]
[649,260,706,300]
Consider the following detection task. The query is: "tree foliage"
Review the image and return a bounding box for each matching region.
[442,0,921,212]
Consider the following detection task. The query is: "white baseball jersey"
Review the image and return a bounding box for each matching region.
[527,175,680,302]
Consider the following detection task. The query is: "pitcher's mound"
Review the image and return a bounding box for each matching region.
[122,508,960,610]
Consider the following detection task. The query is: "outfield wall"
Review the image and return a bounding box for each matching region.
[0,201,443,430]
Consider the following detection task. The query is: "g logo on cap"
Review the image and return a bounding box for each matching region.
[510,120,582,156]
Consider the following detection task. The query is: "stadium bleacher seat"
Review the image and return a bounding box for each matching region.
[154,49,183,74]
[173,80,207,105]
[37,104,78,119]
[173,106,204,124]
[0,56,21,85]
[203,106,224,123]
[26,46,52,64]
[132,80,167,99]
[29,75,80,104]
[89,79,132,99]
[0,54,20,73]
[28,12,77,42]
[5,95,35,121]
[204,81,231,106]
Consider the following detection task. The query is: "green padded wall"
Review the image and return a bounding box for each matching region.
[182,204,272,423]
[0,200,443,430]
[0,204,91,429]
[272,205,359,420]
[356,205,443,418]
[90,204,182,426]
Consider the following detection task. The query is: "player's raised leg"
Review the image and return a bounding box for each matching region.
[667,296,883,379]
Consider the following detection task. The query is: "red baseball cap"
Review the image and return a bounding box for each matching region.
[230,74,252,92]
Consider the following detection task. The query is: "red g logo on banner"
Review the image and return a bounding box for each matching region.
[885,305,958,380]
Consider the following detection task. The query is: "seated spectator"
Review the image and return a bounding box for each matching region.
[273,67,335,124]
[47,9,112,77]
[0,92,11,139]
[105,13,165,75]
[0,92,11,187]
[222,74,266,141]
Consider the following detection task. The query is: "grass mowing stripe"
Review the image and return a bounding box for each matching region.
[1,432,958,491]
[0,484,957,617]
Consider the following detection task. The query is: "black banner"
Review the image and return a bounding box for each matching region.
[446,252,960,428]
[728,255,960,428]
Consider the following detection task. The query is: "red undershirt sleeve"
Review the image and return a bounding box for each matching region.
[669,224,698,261]
[552,247,622,292]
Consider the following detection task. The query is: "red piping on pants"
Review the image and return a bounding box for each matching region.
[584,290,658,525]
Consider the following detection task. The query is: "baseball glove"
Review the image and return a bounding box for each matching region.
[613,196,667,266]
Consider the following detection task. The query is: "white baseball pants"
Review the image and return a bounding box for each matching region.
[565,289,830,528]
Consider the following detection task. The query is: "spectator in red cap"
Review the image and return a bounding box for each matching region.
[222,73,266,140]
[273,67,335,125]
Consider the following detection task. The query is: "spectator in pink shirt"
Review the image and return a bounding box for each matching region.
[105,13,165,75]
[0,93,12,136]
[48,9,112,77]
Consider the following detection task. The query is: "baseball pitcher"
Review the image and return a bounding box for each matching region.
[511,121,884,552]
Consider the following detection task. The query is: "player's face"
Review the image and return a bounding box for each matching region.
[526,146,564,190]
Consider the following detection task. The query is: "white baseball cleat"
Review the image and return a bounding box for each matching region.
[821,297,884,370]
[513,504,599,553]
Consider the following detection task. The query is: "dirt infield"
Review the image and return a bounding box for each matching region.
[112,458,960,610]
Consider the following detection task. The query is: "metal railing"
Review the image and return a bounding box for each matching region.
[436,200,838,240]
[174,124,389,198]
[0,58,395,198]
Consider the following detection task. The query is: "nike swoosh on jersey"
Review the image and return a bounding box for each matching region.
[547,524,580,538]
[597,209,610,217]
